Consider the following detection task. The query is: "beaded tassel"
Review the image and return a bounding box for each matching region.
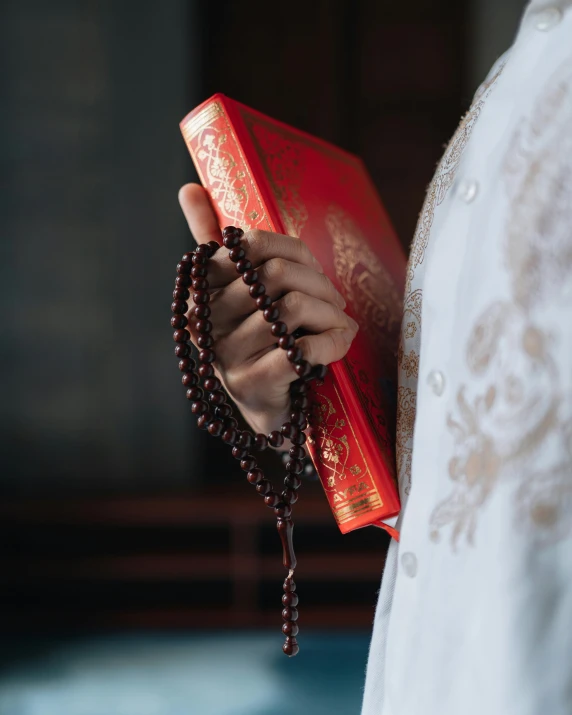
[171,226,328,656]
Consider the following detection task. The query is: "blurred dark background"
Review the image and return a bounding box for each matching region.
[0,0,524,712]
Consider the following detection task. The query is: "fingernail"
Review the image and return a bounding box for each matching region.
[349,317,359,332]
[342,329,355,346]
[335,292,347,309]
[313,257,324,273]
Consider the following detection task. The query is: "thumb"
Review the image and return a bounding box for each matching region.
[178,183,221,246]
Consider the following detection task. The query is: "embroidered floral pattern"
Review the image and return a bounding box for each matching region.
[395,61,506,499]
[430,59,572,548]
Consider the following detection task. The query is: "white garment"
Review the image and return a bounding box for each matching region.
[362,2,572,714]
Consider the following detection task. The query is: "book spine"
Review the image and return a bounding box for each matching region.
[180,94,283,235]
[180,97,399,531]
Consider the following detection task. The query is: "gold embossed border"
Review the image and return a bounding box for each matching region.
[181,100,271,231]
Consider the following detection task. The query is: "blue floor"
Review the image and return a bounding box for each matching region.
[0,631,370,715]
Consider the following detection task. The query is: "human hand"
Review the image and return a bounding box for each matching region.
[177,183,358,436]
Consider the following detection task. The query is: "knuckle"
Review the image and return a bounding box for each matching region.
[244,229,267,254]
[264,256,287,280]
[326,330,340,356]
[281,290,303,314]
[224,368,247,403]
[322,273,337,296]
[292,235,308,259]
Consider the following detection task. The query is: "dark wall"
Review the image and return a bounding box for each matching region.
[1,0,202,493]
[199,0,468,245]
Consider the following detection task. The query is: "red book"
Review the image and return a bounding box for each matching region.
[180,94,405,533]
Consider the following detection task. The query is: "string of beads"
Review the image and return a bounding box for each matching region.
[171,226,327,656]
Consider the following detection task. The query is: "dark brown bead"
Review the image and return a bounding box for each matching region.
[235,258,252,274]
[171,314,188,329]
[278,334,295,350]
[222,428,239,445]
[291,430,307,445]
[175,274,192,288]
[195,244,210,256]
[240,455,257,472]
[208,390,226,406]
[174,343,190,358]
[171,300,188,314]
[286,347,302,363]
[207,419,224,437]
[173,329,190,343]
[173,287,190,301]
[198,364,214,378]
[282,621,299,636]
[264,493,280,508]
[191,254,207,267]
[281,422,298,440]
[246,468,264,484]
[249,282,266,297]
[290,410,306,427]
[222,225,243,238]
[194,304,211,318]
[176,260,192,275]
[254,433,268,451]
[242,269,259,285]
[285,475,302,490]
[282,607,299,622]
[294,360,311,377]
[237,431,254,449]
[207,240,220,255]
[224,416,238,429]
[192,277,208,291]
[191,400,208,415]
[263,306,280,323]
[178,357,195,372]
[274,503,292,517]
[215,404,232,418]
[232,446,248,460]
[289,445,306,460]
[311,364,328,380]
[193,291,210,305]
[197,334,213,348]
[185,386,203,401]
[283,577,296,592]
[271,321,287,337]
[196,413,211,429]
[255,479,272,495]
[196,319,212,334]
[222,230,242,249]
[290,379,308,394]
[282,637,299,657]
[268,431,284,448]
[282,488,299,505]
[181,252,194,263]
[286,459,304,474]
[199,348,215,363]
[204,376,221,391]
[182,372,198,387]
[293,395,309,410]
[191,265,207,278]
[229,246,245,262]
[282,592,299,607]
[256,295,272,310]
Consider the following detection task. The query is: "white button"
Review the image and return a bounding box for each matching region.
[534,7,562,31]
[401,552,418,578]
[427,369,445,396]
[457,178,479,203]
